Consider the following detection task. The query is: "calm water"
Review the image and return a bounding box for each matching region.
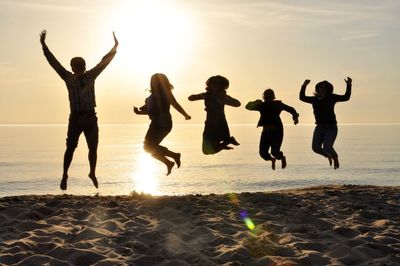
[0,124,399,196]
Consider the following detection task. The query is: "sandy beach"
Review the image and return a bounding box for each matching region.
[0,185,399,265]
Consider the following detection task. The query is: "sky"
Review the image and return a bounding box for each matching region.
[0,0,399,124]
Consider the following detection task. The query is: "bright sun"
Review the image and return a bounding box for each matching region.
[111,1,196,75]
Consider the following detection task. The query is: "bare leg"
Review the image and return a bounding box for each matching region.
[165,150,181,168]
[61,147,75,190]
[88,149,98,188]
[153,153,175,175]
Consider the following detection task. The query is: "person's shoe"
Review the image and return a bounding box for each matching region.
[230,136,240,146]
[271,158,276,170]
[281,156,287,169]
[333,158,339,170]
[60,174,68,190]
[89,173,98,189]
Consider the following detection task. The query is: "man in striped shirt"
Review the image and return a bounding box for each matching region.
[40,30,118,191]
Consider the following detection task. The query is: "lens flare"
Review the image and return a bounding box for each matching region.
[240,210,256,231]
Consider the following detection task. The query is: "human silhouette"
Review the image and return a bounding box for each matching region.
[246,89,299,170]
[188,75,241,155]
[40,30,118,190]
[299,77,352,169]
[134,73,191,175]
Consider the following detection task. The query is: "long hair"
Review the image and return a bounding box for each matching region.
[150,73,173,95]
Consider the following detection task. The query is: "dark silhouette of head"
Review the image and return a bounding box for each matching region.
[263,89,276,101]
[70,57,86,74]
[206,75,229,93]
[315,81,333,98]
[150,73,174,95]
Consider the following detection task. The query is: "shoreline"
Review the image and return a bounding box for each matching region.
[1,185,399,265]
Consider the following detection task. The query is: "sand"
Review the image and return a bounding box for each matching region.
[0,185,399,265]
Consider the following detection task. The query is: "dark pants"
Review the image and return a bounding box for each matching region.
[66,111,98,151]
[143,115,172,156]
[259,126,284,161]
[312,124,338,159]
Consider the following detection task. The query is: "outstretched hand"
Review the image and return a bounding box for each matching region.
[113,31,119,47]
[40,30,47,45]
[184,114,191,120]
[133,106,140,114]
[293,117,299,125]
[302,79,311,87]
[344,77,352,85]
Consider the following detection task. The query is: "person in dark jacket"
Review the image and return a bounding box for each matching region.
[134,73,191,175]
[299,77,352,169]
[188,75,241,154]
[246,89,299,170]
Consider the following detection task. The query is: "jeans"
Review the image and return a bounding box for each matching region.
[312,124,338,159]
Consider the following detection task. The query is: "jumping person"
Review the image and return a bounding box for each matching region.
[40,30,118,190]
[299,78,352,169]
[246,89,299,170]
[188,75,241,154]
[134,73,191,175]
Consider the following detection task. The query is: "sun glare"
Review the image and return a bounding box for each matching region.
[110,1,196,75]
[131,151,160,195]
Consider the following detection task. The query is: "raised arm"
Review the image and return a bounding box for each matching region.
[245,99,262,111]
[188,93,205,101]
[168,91,191,120]
[299,79,313,103]
[224,95,241,107]
[40,30,69,80]
[87,32,118,78]
[334,77,352,102]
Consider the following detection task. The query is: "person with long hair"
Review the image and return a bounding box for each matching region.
[134,73,191,175]
[299,77,352,169]
[188,75,241,154]
[246,89,299,170]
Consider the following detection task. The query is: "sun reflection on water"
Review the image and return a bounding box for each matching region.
[131,152,161,195]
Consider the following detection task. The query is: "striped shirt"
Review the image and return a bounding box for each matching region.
[42,46,116,112]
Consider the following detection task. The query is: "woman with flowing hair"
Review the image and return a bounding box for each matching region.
[134,73,191,175]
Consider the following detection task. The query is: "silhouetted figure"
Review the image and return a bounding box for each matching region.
[40,30,118,190]
[188,75,241,154]
[246,89,299,170]
[134,73,191,175]
[299,78,352,169]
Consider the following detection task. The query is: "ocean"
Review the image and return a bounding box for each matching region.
[0,124,399,197]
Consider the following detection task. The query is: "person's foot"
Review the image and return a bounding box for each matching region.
[271,158,276,170]
[166,161,175,176]
[230,136,240,146]
[222,145,234,150]
[89,173,98,188]
[328,156,333,166]
[333,158,339,170]
[172,153,181,168]
[281,156,287,169]
[60,174,68,190]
